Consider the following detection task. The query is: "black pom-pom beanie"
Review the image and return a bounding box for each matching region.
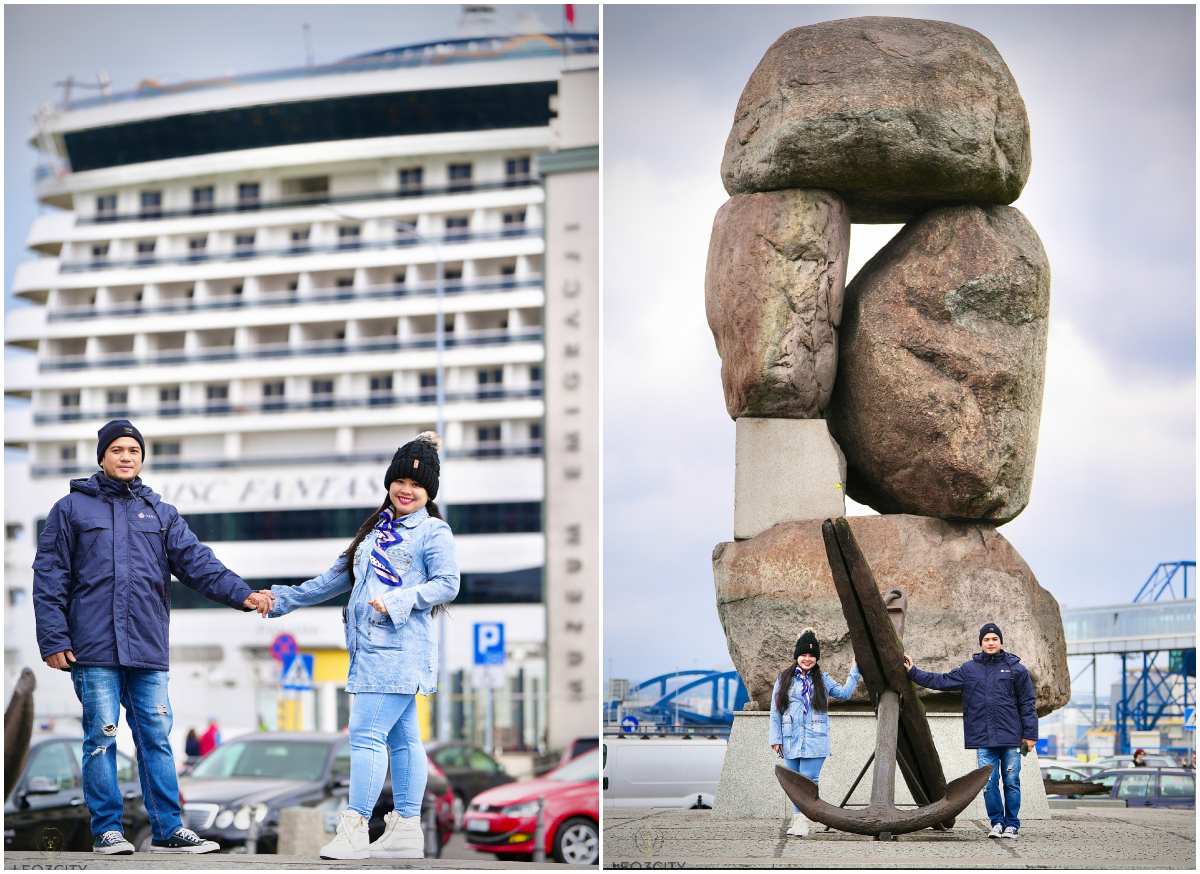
[385,431,442,499]
[794,628,820,661]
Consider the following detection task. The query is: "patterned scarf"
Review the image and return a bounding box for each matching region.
[368,507,406,587]
[794,668,814,716]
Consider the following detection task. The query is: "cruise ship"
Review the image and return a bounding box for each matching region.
[4,27,599,758]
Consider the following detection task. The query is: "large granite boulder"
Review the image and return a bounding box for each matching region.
[826,204,1050,523]
[705,189,850,419]
[713,514,1069,716]
[721,17,1031,223]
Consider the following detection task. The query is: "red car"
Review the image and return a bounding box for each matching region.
[463,748,599,864]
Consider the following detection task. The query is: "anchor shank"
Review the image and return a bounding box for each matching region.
[869,690,901,806]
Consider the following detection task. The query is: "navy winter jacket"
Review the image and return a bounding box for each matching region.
[33,473,252,671]
[908,651,1038,749]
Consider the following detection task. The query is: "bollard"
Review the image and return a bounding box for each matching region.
[245,815,257,855]
[532,795,545,863]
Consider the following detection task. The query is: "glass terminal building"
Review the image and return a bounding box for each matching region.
[4,31,599,756]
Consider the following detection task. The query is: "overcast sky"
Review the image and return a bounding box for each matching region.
[603,4,1196,698]
[3,3,599,317]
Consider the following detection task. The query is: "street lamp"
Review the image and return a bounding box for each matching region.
[322,206,449,741]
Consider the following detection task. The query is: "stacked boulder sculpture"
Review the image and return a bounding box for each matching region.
[706,14,1067,760]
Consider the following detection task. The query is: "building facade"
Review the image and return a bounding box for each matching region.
[4,32,598,757]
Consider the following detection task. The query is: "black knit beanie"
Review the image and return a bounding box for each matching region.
[979,622,1003,645]
[385,431,442,499]
[97,419,145,464]
[794,628,820,661]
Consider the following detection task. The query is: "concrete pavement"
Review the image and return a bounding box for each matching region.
[602,806,1196,869]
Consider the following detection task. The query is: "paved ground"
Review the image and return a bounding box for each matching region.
[602,806,1196,869]
[5,834,553,870]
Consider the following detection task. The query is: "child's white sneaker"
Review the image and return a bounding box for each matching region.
[320,810,369,860]
[368,809,424,858]
[787,812,809,837]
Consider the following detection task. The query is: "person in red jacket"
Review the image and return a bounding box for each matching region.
[198,719,220,756]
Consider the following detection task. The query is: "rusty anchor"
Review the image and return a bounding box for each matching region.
[774,517,992,838]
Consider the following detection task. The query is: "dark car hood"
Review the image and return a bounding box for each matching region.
[178,776,309,806]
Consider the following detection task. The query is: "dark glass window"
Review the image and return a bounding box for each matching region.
[60,445,77,461]
[370,375,393,392]
[448,163,472,191]
[478,368,503,385]
[136,242,155,261]
[92,243,109,259]
[454,567,542,604]
[336,278,354,288]
[96,194,117,216]
[399,168,423,191]
[206,384,230,413]
[530,366,542,383]
[61,391,81,408]
[107,390,128,407]
[311,379,334,408]
[477,425,501,442]
[529,423,542,442]
[153,441,180,457]
[394,271,406,285]
[263,381,285,411]
[338,226,360,250]
[63,84,558,172]
[506,157,531,178]
[235,234,255,256]
[160,386,181,416]
[445,216,468,228]
[192,187,214,213]
[140,191,162,216]
[501,264,516,276]
[419,372,437,401]
[238,183,260,206]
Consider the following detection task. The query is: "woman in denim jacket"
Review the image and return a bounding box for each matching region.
[261,433,458,860]
[769,629,860,837]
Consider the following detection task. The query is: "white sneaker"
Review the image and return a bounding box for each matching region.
[988,823,1004,838]
[787,813,810,837]
[368,809,424,859]
[1002,826,1018,839]
[320,810,369,860]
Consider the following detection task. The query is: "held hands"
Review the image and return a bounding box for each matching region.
[44,650,76,671]
[244,590,275,617]
[367,597,389,615]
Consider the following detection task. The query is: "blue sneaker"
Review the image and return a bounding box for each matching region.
[150,827,220,853]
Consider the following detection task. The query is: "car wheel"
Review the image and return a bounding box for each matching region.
[451,792,466,830]
[134,826,153,853]
[553,816,599,865]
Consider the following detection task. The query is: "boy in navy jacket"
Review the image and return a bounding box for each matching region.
[904,622,1037,839]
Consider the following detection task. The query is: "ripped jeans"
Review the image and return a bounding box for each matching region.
[977,746,1023,830]
[71,666,182,840]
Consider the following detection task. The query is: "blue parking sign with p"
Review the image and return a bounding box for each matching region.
[474,623,505,666]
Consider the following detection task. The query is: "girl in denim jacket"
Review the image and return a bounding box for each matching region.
[262,433,458,860]
[769,629,860,837]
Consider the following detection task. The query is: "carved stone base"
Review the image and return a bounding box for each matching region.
[711,710,1049,822]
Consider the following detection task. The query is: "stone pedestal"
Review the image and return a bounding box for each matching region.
[734,417,846,541]
[711,710,1048,823]
[276,807,333,856]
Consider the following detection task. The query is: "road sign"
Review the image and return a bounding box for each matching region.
[621,715,640,733]
[271,634,297,662]
[473,623,505,666]
[1185,707,1195,732]
[470,664,507,689]
[281,654,314,691]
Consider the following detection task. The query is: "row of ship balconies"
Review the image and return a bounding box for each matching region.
[27,307,542,371]
[23,418,543,477]
[28,364,543,424]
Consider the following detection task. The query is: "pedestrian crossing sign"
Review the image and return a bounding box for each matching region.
[1185,707,1195,732]
[281,653,314,691]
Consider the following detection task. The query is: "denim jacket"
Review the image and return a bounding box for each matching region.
[768,666,861,759]
[267,507,459,694]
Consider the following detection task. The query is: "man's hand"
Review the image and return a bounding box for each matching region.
[903,654,914,671]
[44,650,76,670]
[367,597,388,615]
[244,591,274,617]
[1023,739,1037,752]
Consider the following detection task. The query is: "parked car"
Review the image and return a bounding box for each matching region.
[463,747,599,864]
[1092,754,1178,769]
[603,736,726,808]
[177,732,454,855]
[425,741,516,824]
[5,734,151,852]
[1084,768,1195,809]
[1041,765,1088,782]
[561,737,599,765]
[1040,757,1107,778]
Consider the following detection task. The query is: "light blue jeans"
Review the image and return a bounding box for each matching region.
[71,666,182,839]
[348,692,426,818]
[781,755,825,814]
[977,747,1022,830]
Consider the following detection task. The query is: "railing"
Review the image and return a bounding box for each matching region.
[30,442,543,477]
[46,276,542,321]
[34,386,543,423]
[1062,599,1196,655]
[56,33,598,111]
[77,178,541,225]
[59,225,541,273]
[38,327,543,371]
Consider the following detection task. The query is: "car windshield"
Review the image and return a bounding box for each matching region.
[190,740,329,781]
[547,749,599,782]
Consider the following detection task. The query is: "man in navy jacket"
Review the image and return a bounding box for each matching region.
[904,622,1037,839]
[33,420,273,855]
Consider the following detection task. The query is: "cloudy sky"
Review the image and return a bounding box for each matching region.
[603,4,1196,695]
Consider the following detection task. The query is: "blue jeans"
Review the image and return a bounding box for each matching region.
[71,666,182,840]
[977,747,1022,830]
[781,755,825,814]
[348,693,426,818]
